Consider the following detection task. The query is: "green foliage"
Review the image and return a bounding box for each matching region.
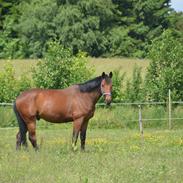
[32,41,93,89]
[124,65,144,102]
[112,69,125,102]
[0,0,175,58]
[107,27,136,57]
[168,11,183,43]
[0,6,26,59]
[0,62,32,102]
[146,29,183,101]
[18,73,32,93]
[0,0,22,29]
[0,63,17,102]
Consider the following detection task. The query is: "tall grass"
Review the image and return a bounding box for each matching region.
[1,105,183,129]
[88,57,149,78]
[0,58,149,78]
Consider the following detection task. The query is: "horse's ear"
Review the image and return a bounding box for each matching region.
[102,72,105,78]
[109,72,113,78]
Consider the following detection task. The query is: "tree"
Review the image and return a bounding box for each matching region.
[112,0,172,57]
[10,0,118,57]
[145,30,183,101]
[124,65,144,102]
[32,41,93,89]
[0,0,178,58]
[0,0,22,29]
[168,11,183,43]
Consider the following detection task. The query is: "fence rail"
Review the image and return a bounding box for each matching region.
[0,97,183,132]
[1,101,183,107]
[0,103,13,106]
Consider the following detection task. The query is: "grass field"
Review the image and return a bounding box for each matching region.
[0,58,149,79]
[1,128,183,183]
[1,58,183,183]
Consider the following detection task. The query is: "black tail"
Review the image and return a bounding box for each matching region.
[13,102,27,143]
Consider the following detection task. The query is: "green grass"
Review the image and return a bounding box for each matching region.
[0,58,149,79]
[0,59,37,78]
[1,128,183,183]
[1,105,183,129]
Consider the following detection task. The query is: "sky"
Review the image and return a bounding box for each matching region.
[171,0,183,12]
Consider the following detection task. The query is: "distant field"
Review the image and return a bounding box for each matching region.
[0,59,37,78]
[89,57,149,79]
[0,58,149,79]
[1,128,183,183]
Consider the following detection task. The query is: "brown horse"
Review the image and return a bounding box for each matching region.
[13,72,112,151]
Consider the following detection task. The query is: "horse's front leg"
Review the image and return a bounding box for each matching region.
[72,117,84,151]
[80,120,89,151]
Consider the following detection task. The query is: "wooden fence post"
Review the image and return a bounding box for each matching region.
[138,105,143,137]
[168,89,172,129]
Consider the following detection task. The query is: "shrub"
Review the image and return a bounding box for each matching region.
[32,41,93,89]
[112,69,125,102]
[145,29,183,101]
[0,62,32,103]
[124,65,144,102]
[0,63,18,102]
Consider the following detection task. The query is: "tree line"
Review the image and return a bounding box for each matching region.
[0,0,183,58]
[1,30,183,103]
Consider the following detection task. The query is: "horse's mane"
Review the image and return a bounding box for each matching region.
[78,74,112,93]
[78,76,102,93]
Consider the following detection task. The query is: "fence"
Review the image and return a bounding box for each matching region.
[96,90,183,132]
[0,90,183,131]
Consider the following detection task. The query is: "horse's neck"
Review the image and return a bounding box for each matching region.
[88,88,102,105]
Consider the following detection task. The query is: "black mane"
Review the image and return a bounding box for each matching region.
[78,76,102,92]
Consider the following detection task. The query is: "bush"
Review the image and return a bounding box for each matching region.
[0,62,32,103]
[112,69,125,102]
[124,65,144,102]
[32,41,93,89]
[145,29,183,101]
[0,63,18,102]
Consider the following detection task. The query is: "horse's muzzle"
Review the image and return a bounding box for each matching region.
[105,96,112,106]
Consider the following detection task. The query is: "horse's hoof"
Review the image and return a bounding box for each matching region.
[72,144,78,152]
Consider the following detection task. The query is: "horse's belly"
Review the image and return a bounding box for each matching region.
[40,114,73,123]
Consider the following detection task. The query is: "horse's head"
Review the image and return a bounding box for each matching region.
[101,72,113,105]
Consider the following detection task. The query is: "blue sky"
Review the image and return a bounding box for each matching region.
[171,0,183,12]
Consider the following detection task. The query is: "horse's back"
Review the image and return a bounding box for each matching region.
[15,87,78,122]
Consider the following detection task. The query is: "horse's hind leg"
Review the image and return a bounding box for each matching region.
[16,131,21,150]
[16,130,28,150]
[27,121,39,151]
[14,103,28,150]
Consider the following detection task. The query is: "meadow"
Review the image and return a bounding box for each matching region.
[1,58,183,182]
[0,58,149,79]
[1,127,183,183]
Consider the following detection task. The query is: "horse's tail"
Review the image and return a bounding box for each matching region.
[13,102,27,136]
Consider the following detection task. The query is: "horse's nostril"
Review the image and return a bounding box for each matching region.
[105,99,111,106]
[106,102,111,106]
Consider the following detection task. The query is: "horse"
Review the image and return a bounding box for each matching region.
[13,72,113,151]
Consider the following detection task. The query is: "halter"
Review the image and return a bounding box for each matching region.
[100,85,112,96]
